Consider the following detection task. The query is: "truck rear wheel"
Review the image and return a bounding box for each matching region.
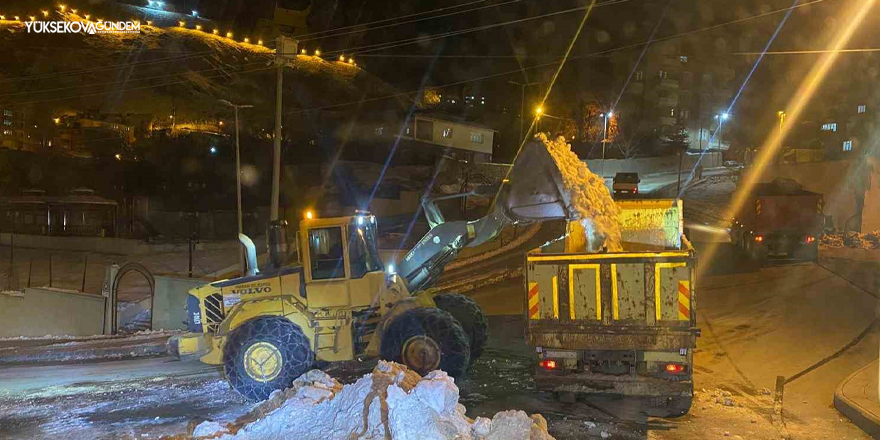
[223,316,314,401]
[433,293,489,362]
[380,307,470,378]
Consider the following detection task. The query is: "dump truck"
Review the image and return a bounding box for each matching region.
[169,140,585,400]
[730,178,823,262]
[525,199,699,417]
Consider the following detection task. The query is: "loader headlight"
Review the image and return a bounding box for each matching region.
[387,264,396,275]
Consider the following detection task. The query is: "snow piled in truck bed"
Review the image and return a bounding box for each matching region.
[197,362,554,440]
[539,134,622,252]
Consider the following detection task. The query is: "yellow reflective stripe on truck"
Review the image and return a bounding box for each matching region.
[655,262,687,321]
[528,252,689,262]
[552,275,559,319]
[611,263,619,320]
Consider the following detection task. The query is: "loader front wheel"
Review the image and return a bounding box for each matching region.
[380,307,470,378]
[223,316,314,401]
[433,293,489,362]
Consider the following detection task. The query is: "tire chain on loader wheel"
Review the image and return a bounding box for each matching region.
[380,307,471,378]
[223,316,314,401]
[432,293,489,363]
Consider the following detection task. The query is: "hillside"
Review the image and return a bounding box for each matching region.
[0,4,407,125]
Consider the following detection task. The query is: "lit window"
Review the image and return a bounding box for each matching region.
[670,108,675,117]
[858,105,867,114]
[821,123,838,132]
[843,140,853,151]
[635,71,643,81]
[470,133,483,144]
[405,127,412,135]
[681,109,690,119]
[680,55,688,63]
[2,120,10,126]
[375,127,384,135]
[2,110,12,116]
[658,70,668,79]
[442,128,453,138]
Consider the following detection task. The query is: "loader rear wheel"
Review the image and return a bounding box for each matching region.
[380,307,470,378]
[433,293,489,362]
[223,316,314,401]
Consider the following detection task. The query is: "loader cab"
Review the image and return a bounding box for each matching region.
[298,213,385,308]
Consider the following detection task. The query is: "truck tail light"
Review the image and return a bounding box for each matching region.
[805,236,815,243]
[633,187,638,194]
[539,359,558,370]
[754,235,764,242]
[665,363,685,374]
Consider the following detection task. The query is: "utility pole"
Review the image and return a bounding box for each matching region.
[508,80,543,142]
[271,37,297,221]
[271,37,285,221]
[601,111,613,180]
[220,99,253,276]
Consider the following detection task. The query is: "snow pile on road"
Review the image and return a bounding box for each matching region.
[820,231,880,249]
[539,134,622,252]
[195,362,555,440]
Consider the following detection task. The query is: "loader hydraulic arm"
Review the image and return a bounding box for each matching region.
[396,140,579,293]
[397,187,513,294]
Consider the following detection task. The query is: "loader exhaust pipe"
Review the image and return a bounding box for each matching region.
[238,234,259,276]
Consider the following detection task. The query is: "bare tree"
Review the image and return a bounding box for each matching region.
[616,131,643,159]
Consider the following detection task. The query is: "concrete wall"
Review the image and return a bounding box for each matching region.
[152,276,208,331]
[0,288,105,337]
[0,233,237,255]
[740,159,880,231]
[584,152,723,178]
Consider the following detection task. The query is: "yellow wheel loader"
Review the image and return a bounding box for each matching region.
[169,141,578,400]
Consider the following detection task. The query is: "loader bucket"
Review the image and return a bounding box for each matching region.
[495,140,574,221]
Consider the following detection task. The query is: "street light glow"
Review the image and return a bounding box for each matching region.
[607,111,613,118]
[209,147,217,154]
[226,31,233,38]
[212,29,218,34]
[535,106,543,116]
[41,10,49,17]
[191,10,198,17]
[59,5,66,12]
[721,112,730,120]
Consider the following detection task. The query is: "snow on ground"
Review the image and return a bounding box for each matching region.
[195,362,554,440]
[540,134,622,252]
[820,230,880,249]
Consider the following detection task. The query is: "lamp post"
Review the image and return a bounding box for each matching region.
[601,111,613,180]
[777,110,786,131]
[220,99,253,276]
[714,112,730,150]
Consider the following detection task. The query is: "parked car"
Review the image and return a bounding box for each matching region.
[612,172,640,197]
[724,160,743,169]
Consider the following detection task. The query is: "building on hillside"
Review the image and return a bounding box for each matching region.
[610,40,737,152]
[53,113,152,155]
[401,111,496,163]
[0,188,117,237]
[0,108,41,151]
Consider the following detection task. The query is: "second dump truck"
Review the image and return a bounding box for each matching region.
[525,199,699,417]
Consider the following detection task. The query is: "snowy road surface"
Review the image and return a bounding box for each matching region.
[1,243,876,440]
[1,174,878,439]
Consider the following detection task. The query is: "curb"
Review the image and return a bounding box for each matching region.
[0,334,174,365]
[834,361,880,439]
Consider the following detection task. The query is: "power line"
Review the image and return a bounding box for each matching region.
[734,48,880,55]
[3,0,830,110]
[0,59,271,98]
[282,0,833,115]
[281,0,641,57]
[294,0,491,40]
[2,65,276,108]
[299,0,522,42]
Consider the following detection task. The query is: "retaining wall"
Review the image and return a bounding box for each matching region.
[0,288,105,337]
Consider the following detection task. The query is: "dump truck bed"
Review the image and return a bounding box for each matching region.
[523,199,699,416]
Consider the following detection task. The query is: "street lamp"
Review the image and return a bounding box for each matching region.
[713,113,731,149]
[777,110,786,131]
[220,99,254,276]
[601,112,613,179]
